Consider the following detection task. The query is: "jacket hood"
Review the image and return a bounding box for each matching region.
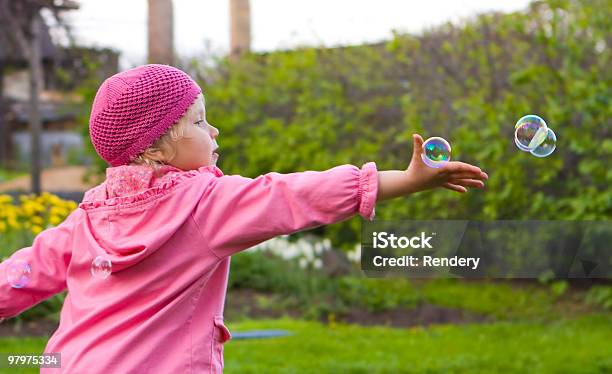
[77,164,224,273]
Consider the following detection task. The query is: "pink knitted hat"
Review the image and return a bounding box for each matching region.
[89,64,202,166]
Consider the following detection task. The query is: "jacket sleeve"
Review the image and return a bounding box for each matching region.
[0,208,80,320]
[193,162,379,259]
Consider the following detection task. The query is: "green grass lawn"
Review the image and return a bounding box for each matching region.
[1,315,610,374]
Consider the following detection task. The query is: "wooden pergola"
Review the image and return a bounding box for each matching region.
[0,0,79,194]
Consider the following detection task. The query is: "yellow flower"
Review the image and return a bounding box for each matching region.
[50,206,68,217]
[0,195,13,204]
[22,202,35,216]
[49,215,62,226]
[0,193,78,236]
[49,195,63,206]
[31,216,44,225]
[7,218,19,229]
[5,208,17,221]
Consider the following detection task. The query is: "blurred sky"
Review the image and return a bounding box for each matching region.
[57,0,532,69]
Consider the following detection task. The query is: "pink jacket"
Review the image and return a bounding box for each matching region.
[0,162,378,373]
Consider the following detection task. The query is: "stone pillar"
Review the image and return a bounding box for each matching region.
[148,0,174,65]
[229,0,251,61]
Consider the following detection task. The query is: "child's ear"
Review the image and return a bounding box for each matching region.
[143,147,167,162]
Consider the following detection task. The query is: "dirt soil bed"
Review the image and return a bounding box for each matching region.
[326,303,489,328]
[1,290,490,337]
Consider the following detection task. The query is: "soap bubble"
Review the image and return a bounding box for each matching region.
[421,137,451,168]
[6,259,31,288]
[530,127,557,157]
[514,114,539,129]
[514,115,548,151]
[514,136,531,152]
[91,255,112,279]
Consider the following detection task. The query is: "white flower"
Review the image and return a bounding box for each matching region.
[287,243,300,259]
[347,245,362,263]
[304,246,314,261]
[297,240,309,255]
[323,238,331,249]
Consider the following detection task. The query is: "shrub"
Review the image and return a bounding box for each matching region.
[585,286,612,310]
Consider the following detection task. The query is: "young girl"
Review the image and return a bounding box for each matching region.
[0,64,487,373]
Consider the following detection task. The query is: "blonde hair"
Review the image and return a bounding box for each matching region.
[130,93,205,170]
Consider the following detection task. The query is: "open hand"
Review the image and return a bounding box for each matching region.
[405,134,488,193]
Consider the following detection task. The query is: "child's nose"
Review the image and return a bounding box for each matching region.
[210,125,219,138]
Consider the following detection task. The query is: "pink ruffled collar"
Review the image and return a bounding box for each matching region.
[105,164,182,198]
[79,164,224,210]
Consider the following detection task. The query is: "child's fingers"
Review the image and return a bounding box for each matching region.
[413,133,424,146]
[411,134,424,160]
[442,161,482,176]
[449,179,485,189]
[443,182,468,193]
[443,162,488,180]
[448,171,488,180]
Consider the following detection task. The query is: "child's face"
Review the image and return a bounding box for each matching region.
[169,97,220,170]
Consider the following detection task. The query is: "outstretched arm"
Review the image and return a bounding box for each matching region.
[193,162,379,259]
[0,208,81,320]
[377,134,488,200]
[193,134,487,259]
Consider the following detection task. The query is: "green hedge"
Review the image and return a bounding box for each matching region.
[201,0,610,250]
[82,0,611,251]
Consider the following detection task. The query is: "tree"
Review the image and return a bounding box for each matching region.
[0,0,78,194]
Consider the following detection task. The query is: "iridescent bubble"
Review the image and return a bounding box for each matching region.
[90,255,112,279]
[514,115,548,151]
[530,127,557,157]
[6,259,31,288]
[514,136,531,152]
[421,137,451,168]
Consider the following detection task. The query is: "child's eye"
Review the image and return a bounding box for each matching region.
[194,120,206,128]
